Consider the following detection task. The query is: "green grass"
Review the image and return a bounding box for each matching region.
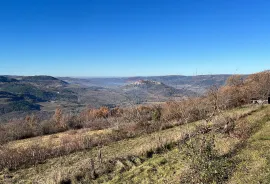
[228,120,270,184]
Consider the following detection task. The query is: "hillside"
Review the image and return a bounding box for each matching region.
[20,75,68,88]
[122,80,196,103]
[1,74,227,118]
[60,74,232,94]
[0,71,270,183]
[1,105,269,183]
[0,76,78,118]
[123,80,180,96]
[0,76,18,83]
[144,74,233,94]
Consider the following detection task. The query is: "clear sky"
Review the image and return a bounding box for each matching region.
[0,0,269,77]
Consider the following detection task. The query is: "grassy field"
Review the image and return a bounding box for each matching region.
[105,105,270,184]
[228,117,270,183]
[6,128,112,150]
[1,105,269,184]
[5,105,258,150]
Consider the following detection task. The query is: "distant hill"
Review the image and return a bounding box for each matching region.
[22,76,60,81]
[61,74,233,94]
[0,74,235,117]
[0,76,18,83]
[20,75,68,88]
[120,80,197,104]
[60,77,127,87]
[0,100,41,115]
[0,91,41,115]
[0,75,77,117]
[123,80,196,97]
[126,75,232,94]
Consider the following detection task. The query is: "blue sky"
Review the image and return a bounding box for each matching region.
[0,0,270,76]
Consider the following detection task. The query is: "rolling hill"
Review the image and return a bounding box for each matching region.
[121,79,197,103]
[60,74,232,94]
[0,74,234,118]
[0,76,77,118]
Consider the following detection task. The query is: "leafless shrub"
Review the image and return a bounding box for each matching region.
[0,115,41,144]
[83,118,111,130]
[121,105,152,123]
[212,114,235,134]
[162,97,211,124]
[109,107,124,117]
[180,135,233,184]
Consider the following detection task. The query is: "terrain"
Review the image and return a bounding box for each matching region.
[0,74,231,121]
[0,76,78,121]
[61,74,232,94]
[1,104,269,183]
[0,71,269,183]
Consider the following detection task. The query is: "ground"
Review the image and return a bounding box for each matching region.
[1,105,270,184]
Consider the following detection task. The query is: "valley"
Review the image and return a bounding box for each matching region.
[0,74,231,121]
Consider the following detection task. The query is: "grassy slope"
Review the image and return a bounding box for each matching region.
[6,128,112,149]
[107,148,186,184]
[5,106,256,150]
[2,120,201,183]
[0,105,265,183]
[106,105,270,184]
[228,120,270,183]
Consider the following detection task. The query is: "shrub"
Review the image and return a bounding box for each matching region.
[162,98,211,124]
[152,106,161,121]
[110,107,123,117]
[181,135,233,184]
[65,115,83,129]
[84,119,111,130]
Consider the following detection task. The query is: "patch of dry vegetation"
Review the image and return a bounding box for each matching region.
[105,106,270,184]
[0,105,261,183]
[0,104,258,172]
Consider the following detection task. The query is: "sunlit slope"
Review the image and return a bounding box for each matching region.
[1,105,267,184]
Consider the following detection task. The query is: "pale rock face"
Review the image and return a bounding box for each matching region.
[132,80,161,86]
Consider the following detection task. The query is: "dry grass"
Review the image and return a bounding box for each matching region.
[0,106,258,171]
[6,128,111,150]
[0,105,261,183]
[228,109,270,183]
[1,118,211,183]
[105,105,270,184]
